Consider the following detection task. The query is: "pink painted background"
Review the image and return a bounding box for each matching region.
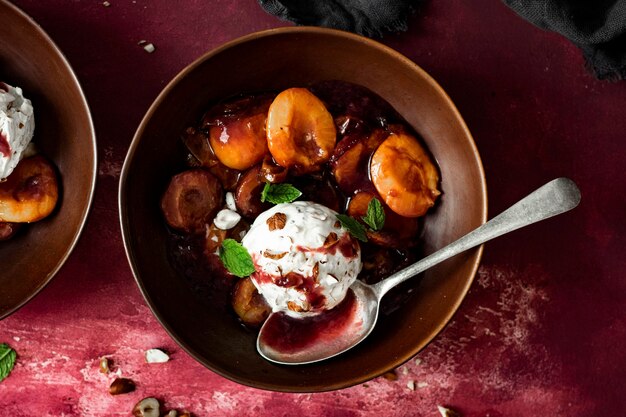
[1,0,625,416]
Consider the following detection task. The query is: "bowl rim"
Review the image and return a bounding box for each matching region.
[119,26,487,392]
[0,0,98,320]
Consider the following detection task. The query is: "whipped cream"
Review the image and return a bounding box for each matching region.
[242,201,362,316]
[0,83,35,180]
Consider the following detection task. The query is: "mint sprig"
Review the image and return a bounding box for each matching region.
[362,198,385,231]
[219,239,256,278]
[261,183,302,204]
[0,343,17,383]
[336,214,368,242]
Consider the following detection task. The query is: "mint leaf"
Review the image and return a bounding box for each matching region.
[219,239,255,277]
[336,214,368,242]
[362,198,385,231]
[261,183,302,204]
[0,343,16,383]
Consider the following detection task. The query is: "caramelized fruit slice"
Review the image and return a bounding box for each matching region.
[259,154,288,184]
[0,222,21,240]
[330,129,387,195]
[266,88,336,174]
[161,169,223,234]
[232,277,271,327]
[206,96,271,170]
[182,128,241,190]
[347,191,419,248]
[0,155,59,223]
[235,165,270,219]
[370,132,440,217]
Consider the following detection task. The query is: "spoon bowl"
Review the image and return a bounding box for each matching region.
[258,178,581,365]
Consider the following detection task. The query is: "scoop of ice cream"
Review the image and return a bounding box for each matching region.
[242,201,362,316]
[0,83,35,180]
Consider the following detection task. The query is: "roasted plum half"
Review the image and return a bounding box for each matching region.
[161,169,223,234]
[266,88,336,174]
[203,95,273,171]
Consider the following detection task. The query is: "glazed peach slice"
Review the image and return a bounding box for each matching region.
[0,155,59,223]
[370,132,440,218]
[331,128,387,194]
[206,97,271,170]
[266,88,336,173]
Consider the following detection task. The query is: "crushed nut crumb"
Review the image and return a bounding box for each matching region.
[145,348,170,363]
[382,370,397,381]
[287,301,306,312]
[263,250,287,260]
[99,357,110,374]
[437,405,460,417]
[266,212,287,231]
[406,380,415,391]
[143,43,156,53]
[110,377,135,395]
[324,232,339,247]
[102,1,111,6]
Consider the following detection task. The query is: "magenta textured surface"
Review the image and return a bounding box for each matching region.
[1,1,625,416]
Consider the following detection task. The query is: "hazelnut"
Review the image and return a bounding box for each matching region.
[437,406,460,417]
[266,212,286,231]
[145,348,170,363]
[132,397,160,417]
[99,357,110,374]
[109,377,135,395]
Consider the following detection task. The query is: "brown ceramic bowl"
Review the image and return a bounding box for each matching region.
[120,27,486,392]
[0,1,96,319]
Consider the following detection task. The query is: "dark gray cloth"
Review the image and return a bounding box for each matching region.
[257,0,420,38]
[258,0,626,80]
[503,0,626,80]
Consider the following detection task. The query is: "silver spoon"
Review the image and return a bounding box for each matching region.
[257,177,581,365]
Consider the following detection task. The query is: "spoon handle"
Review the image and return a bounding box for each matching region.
[373,177,581,297]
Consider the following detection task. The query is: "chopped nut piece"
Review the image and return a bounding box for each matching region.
[324,232,338,247]
[99,357,110,374]
[406,380,415,391]
[133,397,160,417]
[109,377,135,395]
[437,405,460,417]
[145,348,170,363]
[287,301,306,312]
[165,411,177,417]
[102,1,110,6]
[263,250,287,260]
[214,208,241,230]
[382,370,397,381]
[143,43,156,53]
[266,212,287,231]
